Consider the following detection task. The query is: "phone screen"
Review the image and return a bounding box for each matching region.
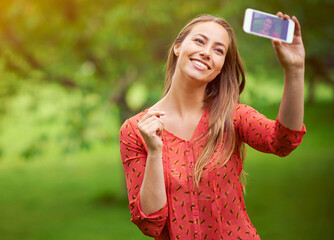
[250,12,289,41]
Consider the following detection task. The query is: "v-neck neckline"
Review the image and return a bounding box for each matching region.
[144,107,209,143]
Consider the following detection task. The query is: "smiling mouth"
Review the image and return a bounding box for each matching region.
[191,59,210,70]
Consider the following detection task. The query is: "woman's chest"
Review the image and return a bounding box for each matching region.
[161,137,242,193]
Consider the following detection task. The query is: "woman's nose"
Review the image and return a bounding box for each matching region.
[200,48,211,59]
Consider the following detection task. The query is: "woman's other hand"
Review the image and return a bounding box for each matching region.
[137,109,165,152]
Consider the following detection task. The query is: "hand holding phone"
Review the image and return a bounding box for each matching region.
[272,13,305,71]
[243,8,295,43]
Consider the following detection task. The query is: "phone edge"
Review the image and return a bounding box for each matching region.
[243,8,296,44]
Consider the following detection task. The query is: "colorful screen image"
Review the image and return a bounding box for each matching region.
[250,12,289,41]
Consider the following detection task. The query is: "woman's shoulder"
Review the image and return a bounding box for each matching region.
[120,108,149,131]
[124,99,165,126]
[127,108,149,124]
[119,109,149,149]
[234,103,257,114]
[233,103,259,126]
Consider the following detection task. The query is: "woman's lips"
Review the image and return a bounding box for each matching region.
[191,59,210,70]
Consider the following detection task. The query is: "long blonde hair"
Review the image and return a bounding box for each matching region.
[163,15,246,186]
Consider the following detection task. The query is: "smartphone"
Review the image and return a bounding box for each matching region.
[243,8,295,43]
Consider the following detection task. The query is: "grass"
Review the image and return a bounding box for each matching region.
[244,102,334,239]
[0,102,333,240]
[0,148,145,240]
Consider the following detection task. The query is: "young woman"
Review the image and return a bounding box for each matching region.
[119,12,306,240]
[259,17,280,38]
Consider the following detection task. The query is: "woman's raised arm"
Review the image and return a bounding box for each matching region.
[272,13,305,130]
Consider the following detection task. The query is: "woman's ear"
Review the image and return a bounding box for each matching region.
[173,44,180,57]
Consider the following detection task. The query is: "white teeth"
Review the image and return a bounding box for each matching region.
[192,60,208,69]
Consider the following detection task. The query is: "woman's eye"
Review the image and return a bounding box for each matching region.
[194,38,204,44]
[215,49,224,55]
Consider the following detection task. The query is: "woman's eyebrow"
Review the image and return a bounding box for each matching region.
[195,34,226,48]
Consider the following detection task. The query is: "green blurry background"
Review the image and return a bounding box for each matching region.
[0,0,333,239]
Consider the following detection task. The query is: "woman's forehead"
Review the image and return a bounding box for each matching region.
[188,21,229,45]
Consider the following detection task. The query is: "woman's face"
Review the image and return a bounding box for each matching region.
[173,21,230,85]
[263,18,273,31]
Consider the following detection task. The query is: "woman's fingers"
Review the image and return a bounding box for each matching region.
[145,120,164,136]
[137,109,166,151]
[272,38,282,48]
[138,110,165,131]
[283,14,290,20]
[142,110,165,120]
[276,11,290,20]
[139,117,164,135]
[274,12,302,42]
[292,16,302,37]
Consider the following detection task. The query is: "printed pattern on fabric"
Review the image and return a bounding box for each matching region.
[119,104,306,240]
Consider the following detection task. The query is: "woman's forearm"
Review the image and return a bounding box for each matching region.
[278,67,305,130]
[139,150,167,215]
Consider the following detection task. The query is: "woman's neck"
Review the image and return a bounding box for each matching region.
[158,78,207,119]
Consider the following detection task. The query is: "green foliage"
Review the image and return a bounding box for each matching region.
[0,0,332,158]
[126,82,148,111]
[0,81,120,161]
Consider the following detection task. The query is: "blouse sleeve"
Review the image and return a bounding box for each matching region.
[234,104,306,157]
[119,119,169,237]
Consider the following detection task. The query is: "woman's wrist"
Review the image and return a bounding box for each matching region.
[147,148,163,158]
[284,66,304,83]
[283,63,305,74]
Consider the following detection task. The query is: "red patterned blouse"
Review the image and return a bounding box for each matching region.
[119,104,306,240]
